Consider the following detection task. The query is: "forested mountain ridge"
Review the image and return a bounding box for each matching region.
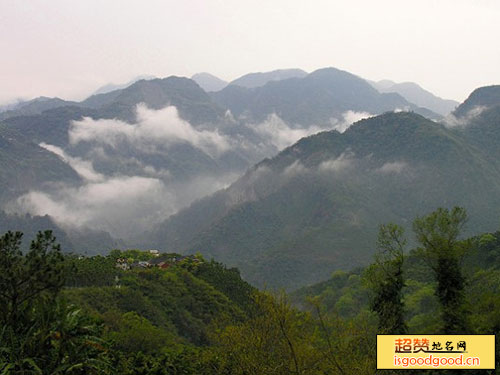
[0,76,272,242]
[0,67,447,252]
[212,67,441,125]
[150,110,500,289]
[0,69,497,275]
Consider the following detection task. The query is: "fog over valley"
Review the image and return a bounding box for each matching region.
[2,2,500,373]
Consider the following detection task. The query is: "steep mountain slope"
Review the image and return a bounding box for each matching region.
[192,72,228,92]
[452,85,500,118]
[0,125,81,203]
[451,86,500,163]
[212,68,441,125]
[0,76,277,241]
[1,77,262,178]
[150,112,500,290]
[371,80,458,116]
[228,68,308,89]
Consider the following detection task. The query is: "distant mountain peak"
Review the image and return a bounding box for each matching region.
[370,79,459,116]
[191,72,228,92]
[228,68,307,89]
[92,75,156,96]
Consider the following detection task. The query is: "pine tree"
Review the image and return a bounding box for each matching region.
[413,207,471,334]
[367,223,407,334]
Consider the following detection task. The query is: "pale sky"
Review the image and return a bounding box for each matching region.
[1,0,499,104]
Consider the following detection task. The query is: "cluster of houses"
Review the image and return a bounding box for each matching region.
[115,250,201,271]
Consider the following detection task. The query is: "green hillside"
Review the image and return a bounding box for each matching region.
[292,226,500,336]
[152,112,500,289]
[3,211,500,374]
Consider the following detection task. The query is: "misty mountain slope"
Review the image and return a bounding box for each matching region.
[446,85,500,161]
[2,76,262,177]
[0,210,123,254]
[0,76,280,241]
[212,67,441,125]
[453,85,500,118]
[150,111,500,290]
[370,80,459,116]
[0,211,73,250]
[80,76,226,125]
[228,68,308,89]
[2,106,100,147]
[0,125,81,203]
[2,77,234,157]
[191,73,228,92]
[456,106,500,164]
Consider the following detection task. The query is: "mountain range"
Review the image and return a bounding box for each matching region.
[211,68,442,124]
[147,88,500,289]
[0,67,498,291]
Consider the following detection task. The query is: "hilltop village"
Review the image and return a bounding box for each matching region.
[114,250,202,271]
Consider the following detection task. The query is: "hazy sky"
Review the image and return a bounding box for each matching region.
[1,0,499,104]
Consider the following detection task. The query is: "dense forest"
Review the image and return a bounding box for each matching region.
[1,206,498,374]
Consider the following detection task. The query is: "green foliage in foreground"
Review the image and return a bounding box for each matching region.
[2,206,500,374]
[293,208,500,373]
[0,231,110,374]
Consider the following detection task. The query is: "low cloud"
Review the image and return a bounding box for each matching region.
[377,161,408,174]
[11,176,175,238]
[393,107,408,113]
[282,160,307,177]
[10,172,238,240]
[254,111,373,150]
[442,106,486,128]
[70,104,231,157]
[330,110,373,133]
[254,114,325,150]
[39,143,104,182]
[13,104,244,239]
[318,152,353,172]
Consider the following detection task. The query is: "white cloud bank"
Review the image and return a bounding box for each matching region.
[330,110,373,133]
[376,161,408,174]
[12,176,175,238]
[442,105,486,128]
[69,104,231,157]
[13,105,374,239]
[318,152,353,173]
[254,111,373,150]
[254,114,324,150]
[39,142,104,182]
[11,104,244,239]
